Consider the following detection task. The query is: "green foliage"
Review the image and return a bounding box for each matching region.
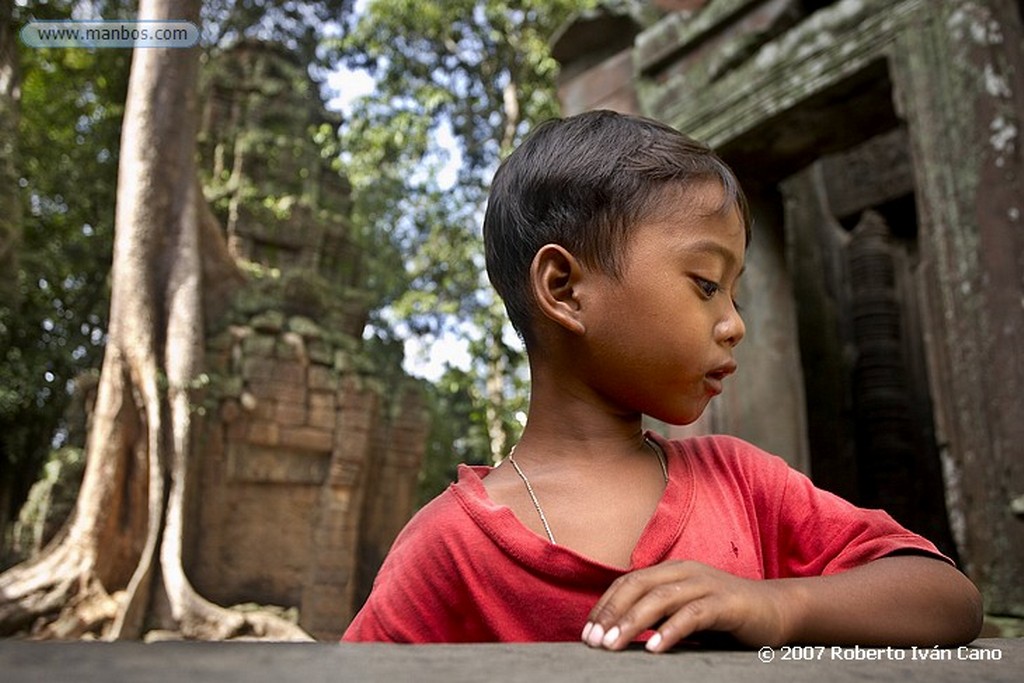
[1,1,129,536]
[336,0,595,476]
[4,446,85,567]
[341,0,588,176]
[416,365,493,505]
[198,40,347,235]
[338,0,595,312]
[201,0,356,66]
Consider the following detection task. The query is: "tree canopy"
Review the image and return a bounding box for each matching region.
[336,0,595,475]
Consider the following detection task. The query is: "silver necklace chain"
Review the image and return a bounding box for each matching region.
[505,437,669,545]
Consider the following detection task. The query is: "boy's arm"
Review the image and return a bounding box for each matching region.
[585,555,983,653]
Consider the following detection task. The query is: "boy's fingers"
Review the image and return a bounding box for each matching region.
[601,582,708,649]
[586,562,714,649]
[646,597,725,652]
[588,561,693,627]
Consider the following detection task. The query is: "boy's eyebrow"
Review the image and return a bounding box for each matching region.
[681,239,746,276]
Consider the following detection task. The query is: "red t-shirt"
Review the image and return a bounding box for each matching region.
[343,434,947,643]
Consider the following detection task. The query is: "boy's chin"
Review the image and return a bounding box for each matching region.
[648,403,711,427]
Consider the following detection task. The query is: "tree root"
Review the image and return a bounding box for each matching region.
[172,587,312,641]
[1,522,310,640]
[1,556,310,640]
[0,541,106,638]
[41,576,121,640]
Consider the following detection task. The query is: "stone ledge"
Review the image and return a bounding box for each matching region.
[638,0,924,147]
[635,0,763,73]
[0,639,1019,683]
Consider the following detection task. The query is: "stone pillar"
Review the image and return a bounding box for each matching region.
[193,314,427,640]
[890,0,1024,616]
[354,382,430,610]
[300,375,380,639]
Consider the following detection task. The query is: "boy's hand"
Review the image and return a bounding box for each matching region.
[582,560,792,653]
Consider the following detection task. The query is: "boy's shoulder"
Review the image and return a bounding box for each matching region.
[388,464,499,555]
[402,465,485,531]
[657,433,797,504]
[660,433,789,472]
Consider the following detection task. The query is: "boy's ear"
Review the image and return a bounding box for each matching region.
[530,244,587,336]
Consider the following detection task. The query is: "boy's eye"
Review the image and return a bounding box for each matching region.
[695,278,720,299]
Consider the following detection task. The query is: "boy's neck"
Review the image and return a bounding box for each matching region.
[513,357,648,466]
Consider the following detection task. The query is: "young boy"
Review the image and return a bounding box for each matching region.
[343,110,982,651]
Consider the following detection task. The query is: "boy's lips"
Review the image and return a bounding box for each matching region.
[704,361,737,395]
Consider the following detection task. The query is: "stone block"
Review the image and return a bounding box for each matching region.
[338,407,375,432]
[337,379,380,409]
[227,420,247,441]
[300,584,350,630]
[242,357,278,381]
[227,444,329,485]
[323,487,354,513]
[256,400,277,421]
[307,340,334,366]
[334,426,371,457]
[248,379,306,405]
[557,48,639,116]
[271,360,307,385]
[308,391,336,417]
[279,426,334,452]
[287,315,323,339]
[276,332,307,362]
[328,458,363,487]
[228,324,251,342]
[308,557,354,585]
[250,310,285,333]
[302,584,349,607]
[312,534,355,560]
[242,333,277,357]
[220,399,241,423]
[308,365,336,391]
[308,407,336,430]
[276,401,307,426]
[333,350,351,373]
[247,421,280,447]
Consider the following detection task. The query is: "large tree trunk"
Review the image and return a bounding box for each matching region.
[0,0,305,640]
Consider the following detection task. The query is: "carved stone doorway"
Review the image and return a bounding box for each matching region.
[610,0,1024,618]
[781,128,958,560]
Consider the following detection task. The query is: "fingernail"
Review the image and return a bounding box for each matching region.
[646,632,663,652]
[587,623,605,648]
[602,626,620,648]
[581,622,593,643]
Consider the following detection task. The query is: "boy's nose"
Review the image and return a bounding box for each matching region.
[716,308,745,347]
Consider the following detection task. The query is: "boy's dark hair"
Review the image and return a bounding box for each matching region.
[483,109,750,346]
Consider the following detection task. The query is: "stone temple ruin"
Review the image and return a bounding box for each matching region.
[552,0,1024,622]
[189,40,429,640]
